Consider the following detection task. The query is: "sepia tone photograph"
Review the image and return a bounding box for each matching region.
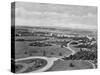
[11,2,97,73]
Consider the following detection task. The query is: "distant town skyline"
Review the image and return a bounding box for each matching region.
[14,2,97,30]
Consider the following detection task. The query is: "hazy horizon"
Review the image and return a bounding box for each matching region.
[12,2,97,30]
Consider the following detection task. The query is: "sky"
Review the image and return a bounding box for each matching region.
[13,2,97,30]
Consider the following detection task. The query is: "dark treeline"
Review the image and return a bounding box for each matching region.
[63,50,97,60]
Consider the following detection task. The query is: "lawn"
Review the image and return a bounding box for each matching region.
[15,41,72,59]
[47,60,93,71]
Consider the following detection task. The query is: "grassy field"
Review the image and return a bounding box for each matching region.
[47,60,93,71]
[15,41,72,59]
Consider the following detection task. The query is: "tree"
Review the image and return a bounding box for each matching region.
[51,52,54,55]
[29,53,32,56]
[24,51,28,54]
[43,51,46,56]
[69,63,75,67]
[59,53,62,56]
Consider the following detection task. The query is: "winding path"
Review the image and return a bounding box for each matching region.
[64,42,75,56]
[85,60,96,69]
[15,63,29,73]
[16,56,60,73]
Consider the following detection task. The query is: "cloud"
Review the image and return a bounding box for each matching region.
[16,7,96,18]
[15,3,97,30]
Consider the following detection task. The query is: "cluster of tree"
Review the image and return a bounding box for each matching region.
[15,30,51,37]
[56,37,69,39]
[16,31,33,36]
[29,42,52,47]
[70,41,78,45]
[73,42,97,51]
[63,50,97,60]
[15,64,24,72]
[72,37,88,41]
[16,38,25,41]
[16,38,49,41]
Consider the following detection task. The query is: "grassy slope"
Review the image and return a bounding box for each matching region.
[15,41,71,59]
[47,60,93,71]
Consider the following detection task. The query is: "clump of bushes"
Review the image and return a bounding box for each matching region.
[63,50,97,60]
